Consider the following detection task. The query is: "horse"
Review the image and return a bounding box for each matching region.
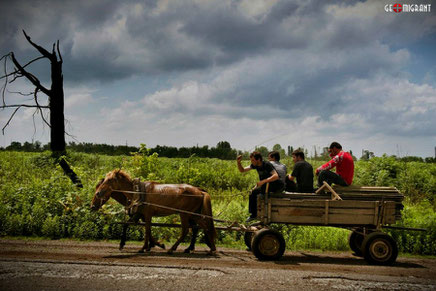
[91,170,216,255]
[92,176,166,251]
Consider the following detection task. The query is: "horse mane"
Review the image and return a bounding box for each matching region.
[107,169,132,182]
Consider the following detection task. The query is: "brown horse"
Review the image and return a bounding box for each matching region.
[92,176,166,251]
[91,170,216,254]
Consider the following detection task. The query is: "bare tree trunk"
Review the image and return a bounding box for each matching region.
[49,57,66,154]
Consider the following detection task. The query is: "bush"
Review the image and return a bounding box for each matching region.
[42,216,62,239]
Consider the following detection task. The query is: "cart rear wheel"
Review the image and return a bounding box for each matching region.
[251,229,285,261]
[362,232,398,265]
[244,232,254,250]
[348,229,364,257]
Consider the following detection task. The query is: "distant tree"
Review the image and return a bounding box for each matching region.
[313,146,318,159]
[272,144,286,159]
[360,150,375,161]
[400,156,424,163]
[255,146,269,158]
[425,157,436,163]
[320,147,330,160]
[6,141,22,151]
[217,141,231,149]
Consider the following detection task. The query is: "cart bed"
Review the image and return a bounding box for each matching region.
[258,186,403,227]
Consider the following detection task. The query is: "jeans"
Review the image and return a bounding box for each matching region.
[317,170,348,187]
[248,182,284,218]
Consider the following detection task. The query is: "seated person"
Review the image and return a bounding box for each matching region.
[316,142,354,187]
[237,151,284,222]
[287,149,314,193]
[267,151,287,185]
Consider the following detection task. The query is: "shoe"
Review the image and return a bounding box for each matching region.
[245,216,256,223]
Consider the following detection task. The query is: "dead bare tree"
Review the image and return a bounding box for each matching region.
[1,30,82,187]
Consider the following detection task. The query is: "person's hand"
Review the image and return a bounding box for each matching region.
[256,180,264,187]
[236,155,242,163]
[315,168,320,176]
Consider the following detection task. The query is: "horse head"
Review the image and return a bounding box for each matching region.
[91,170,132,211]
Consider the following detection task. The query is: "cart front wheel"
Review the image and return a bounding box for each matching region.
[362,232,398,265]
[251,229,285,261]
[348,229,365,257]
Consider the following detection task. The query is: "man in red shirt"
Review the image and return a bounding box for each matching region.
[316,142,354,187]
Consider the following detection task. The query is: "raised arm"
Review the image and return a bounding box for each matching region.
[237,155,251,173]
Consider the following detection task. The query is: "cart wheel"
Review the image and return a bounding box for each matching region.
[251,229,285,261]
[362,232,398,265]
[244,232,254,250]
[348,230,364,257]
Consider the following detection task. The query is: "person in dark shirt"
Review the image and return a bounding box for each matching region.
[237,151,284,222]
[287,149,314,193]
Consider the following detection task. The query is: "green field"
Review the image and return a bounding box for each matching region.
[0,149,435,255]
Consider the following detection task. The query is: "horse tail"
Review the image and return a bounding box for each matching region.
[202,192,216,241]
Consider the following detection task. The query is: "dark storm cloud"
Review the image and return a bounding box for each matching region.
[1,0,434,84]
[0,0,363,83]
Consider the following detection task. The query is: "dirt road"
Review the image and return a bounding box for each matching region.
[1,239,435,290]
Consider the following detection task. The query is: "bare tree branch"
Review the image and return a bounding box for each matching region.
[0,56,45,80]
[6,90,34,97]
[1,53,10,107]
[23,30,56,62]
[2,106,20,134]
[56,40,63,63]
[33,88,51,127]
[8,71,24,83]
[10,52,50,96]
[0,104,49,109]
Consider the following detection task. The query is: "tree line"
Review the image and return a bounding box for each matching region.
[2,140,436,163]
[1,141,238,160]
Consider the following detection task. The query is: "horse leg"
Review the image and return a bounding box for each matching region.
[120,212,143,251]
[197,219,217,255]
[139,216,152,253]
[149,233,166,250]
[206,229,217,255]
[120,223,128,250]
[168,215,190,254]
[184,220,198,253]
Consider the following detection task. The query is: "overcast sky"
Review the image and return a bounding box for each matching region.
[1,0,435,157]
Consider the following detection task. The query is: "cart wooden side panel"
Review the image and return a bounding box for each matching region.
[258,198,398,226]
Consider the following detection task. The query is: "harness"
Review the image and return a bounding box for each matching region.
[126,178,147,216]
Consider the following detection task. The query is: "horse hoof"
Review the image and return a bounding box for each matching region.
[207,250,217,256]
[167,249,174,255]
[184,248,192,254]
[138,249,144,253]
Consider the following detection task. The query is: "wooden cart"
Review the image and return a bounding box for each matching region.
[245,182,410,265]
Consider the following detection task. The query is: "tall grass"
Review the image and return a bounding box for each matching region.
[0,150,435,255]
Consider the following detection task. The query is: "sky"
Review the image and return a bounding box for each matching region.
[0,0,435,158]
